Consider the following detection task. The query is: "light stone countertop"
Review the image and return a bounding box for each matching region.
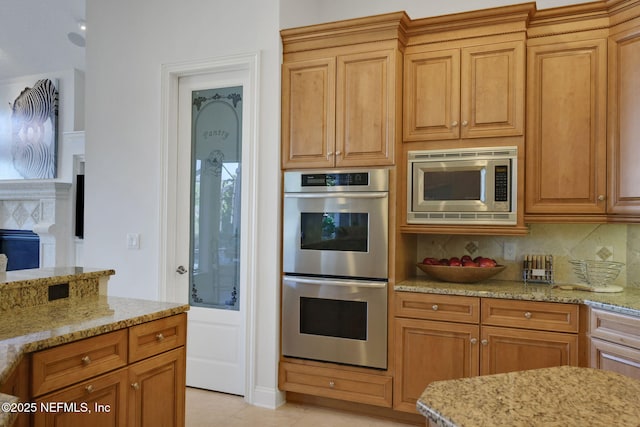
[396,278,640,317]
[417,365,640,427]
[0,268,189,427]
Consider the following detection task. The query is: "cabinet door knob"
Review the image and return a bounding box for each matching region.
[156,333,165,342]
[462,120,468,127]
[481,339,489,346]
[329,380,335,388]
[85,385,95,394]
[81,355,91,365]
[470,338,478,344]
[598,195,605,201]
[131,382,140,391]
[335,150,342,156]
[524,311,532,319]
[451,121,458,127]
[432,304,439,311]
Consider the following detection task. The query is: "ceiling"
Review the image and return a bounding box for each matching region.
[0,0,86,82]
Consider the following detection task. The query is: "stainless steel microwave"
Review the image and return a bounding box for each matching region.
[408,147,517,225]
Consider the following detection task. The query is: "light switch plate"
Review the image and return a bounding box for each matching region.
[126,233,140,250]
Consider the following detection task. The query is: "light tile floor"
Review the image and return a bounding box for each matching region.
[185,387,418,427]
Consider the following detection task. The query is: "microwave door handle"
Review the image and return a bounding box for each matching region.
[284,277,387,288]
[284,192,388,199]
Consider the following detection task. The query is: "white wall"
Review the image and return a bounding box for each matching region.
[279,0,598,28]
[83,0,602,410]
[84,0,282,407]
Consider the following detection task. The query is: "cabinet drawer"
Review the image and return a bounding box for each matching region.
[129,313,187,363]
[32,329,128,397]
[395,293,479,324]
[481,299,579,333]
[278,362,392,408]
[590,308,640,350]
[34,368,128,427]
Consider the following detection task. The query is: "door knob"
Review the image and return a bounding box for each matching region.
[176,265,188,274]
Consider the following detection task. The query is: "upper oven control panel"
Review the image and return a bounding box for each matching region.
[284,169,389,193]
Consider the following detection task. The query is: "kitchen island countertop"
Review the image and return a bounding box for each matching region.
[0,268,189,427]
[417,365,640,426]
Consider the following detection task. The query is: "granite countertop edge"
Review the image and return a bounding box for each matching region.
[0,267,116,289]
[395,277,640,317]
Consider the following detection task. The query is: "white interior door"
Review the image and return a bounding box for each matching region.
[176,72,248,395]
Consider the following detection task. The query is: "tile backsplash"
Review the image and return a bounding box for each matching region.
[416,224,640,288]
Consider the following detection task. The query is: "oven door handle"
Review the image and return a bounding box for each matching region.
[284,192,388,199]
[284,276,387,288]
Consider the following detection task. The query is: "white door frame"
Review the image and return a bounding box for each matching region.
[158,52,260,403]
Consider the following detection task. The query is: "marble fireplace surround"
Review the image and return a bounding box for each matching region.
[0,181,72,268]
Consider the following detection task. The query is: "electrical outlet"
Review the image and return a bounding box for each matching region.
[126,233,140,250]
[503,242,516,261]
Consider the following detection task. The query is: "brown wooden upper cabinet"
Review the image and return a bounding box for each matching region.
[403,38,525,142]
[608,21,640,219]
[281,13,407,169]
[525,2,640,222]
[525,35,608,219]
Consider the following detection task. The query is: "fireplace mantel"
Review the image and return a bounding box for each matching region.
[0,181,73,268]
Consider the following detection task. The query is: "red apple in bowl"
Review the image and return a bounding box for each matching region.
[479,258,497,268]
[449,257,462,266]
[463,260,479,267]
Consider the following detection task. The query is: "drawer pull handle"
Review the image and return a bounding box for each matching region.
[481,339,489,346]
[329,381,335,388]
[524,312,532,319]
[432,304,439,311]
[131,382,140,391]
[156,333,165,342]
[81,355,91,365]
[85,385,95,394]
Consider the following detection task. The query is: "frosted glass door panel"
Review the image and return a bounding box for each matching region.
[190,86,242,310]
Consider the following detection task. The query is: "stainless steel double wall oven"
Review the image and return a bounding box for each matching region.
[282,169,389,369]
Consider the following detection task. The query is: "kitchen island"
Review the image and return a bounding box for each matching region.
[417,365,640,426]
[0,267,189,427]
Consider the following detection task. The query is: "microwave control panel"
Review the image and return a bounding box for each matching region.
[494,165,509,202]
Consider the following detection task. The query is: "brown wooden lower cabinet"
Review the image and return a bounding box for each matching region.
[480,325,578,375]
[279,361,393,408]
[128,348,186,427]
[393,318,479,413]
[393,294,580,414]
[27,313,187,427]
[34,368,128,427]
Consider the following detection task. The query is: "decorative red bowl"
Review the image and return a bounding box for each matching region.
[416,263,506,284]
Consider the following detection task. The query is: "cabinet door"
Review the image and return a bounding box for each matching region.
[0,357,30,427]
[480,326,578,375]
[590,337,640,380]
[336,49,397,166]
[394,318,479,413]
[460,41,524,139]
[526,38,607,216]
[281,57,336,169]
[608,24,640,216]
[34,368,128,427]
[403,48,460,141]
[128,347,186,427]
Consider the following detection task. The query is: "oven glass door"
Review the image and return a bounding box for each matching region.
[282,275,387,369]
[283,192,388,279]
